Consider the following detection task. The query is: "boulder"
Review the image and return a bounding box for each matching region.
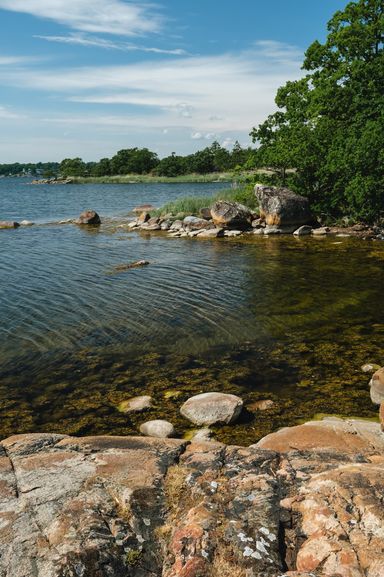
[312,226,330,235]
[255,184,312,227]
[248,399,274,411]
[369,367,384,404]
[380,403,384,431]
[180,392,243,425]
[137,211,150,224]
[118,395,152,413]
[256,417,384,454]
[19,220,34,226]
[169,219,183,231]
[197,228,224,238]
[183,216,214,232]
[139,419,176,438]
[199,207,212,220]
[0,220,19,229]
[210,200,253,229]
[223,229,243,237]
[293,225,312,236]
[75,210,101,225]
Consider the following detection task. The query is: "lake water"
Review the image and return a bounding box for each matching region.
[0,177,383,443]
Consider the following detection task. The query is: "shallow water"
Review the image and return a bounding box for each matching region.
[0,178,383,443]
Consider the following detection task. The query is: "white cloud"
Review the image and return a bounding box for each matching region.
[0,105,23,119]
[0,41,303,159]
[0,0,162,36]
[34,33,186,55]
[0,46,301,135]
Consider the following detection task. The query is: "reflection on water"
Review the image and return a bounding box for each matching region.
[0,179,383,443]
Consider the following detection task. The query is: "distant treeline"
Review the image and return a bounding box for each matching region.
[0,141,256,178]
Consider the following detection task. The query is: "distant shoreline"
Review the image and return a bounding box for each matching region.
[71,172,233,184]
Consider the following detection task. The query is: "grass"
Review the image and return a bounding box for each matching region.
[72,172,233,184]
[154,184,259,217]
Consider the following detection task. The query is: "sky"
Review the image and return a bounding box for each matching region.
[0,0,348,163]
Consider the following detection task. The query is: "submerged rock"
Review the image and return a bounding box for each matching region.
[118,395,153,413]
[180,392,243,425]
[140,419,176,438]
[75,209,101,225]
[255,184,312,227]
[19,220,34,226]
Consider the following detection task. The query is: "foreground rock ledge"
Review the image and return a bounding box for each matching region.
[1,418,384,577]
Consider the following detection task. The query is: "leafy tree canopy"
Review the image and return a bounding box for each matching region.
[250,0,384,222]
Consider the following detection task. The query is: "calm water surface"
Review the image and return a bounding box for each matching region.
[1,177,383,443]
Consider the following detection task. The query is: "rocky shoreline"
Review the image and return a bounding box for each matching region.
[1,415,384,577]
[1,367,384,577]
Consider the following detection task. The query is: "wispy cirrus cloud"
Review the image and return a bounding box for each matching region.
[33,33,186,55]
[0,0,163,36]
[0,105,24,119]
[0,42,302,134]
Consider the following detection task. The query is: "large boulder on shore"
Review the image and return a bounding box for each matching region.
[75,210,101,225]
[180,392,243,425]
[210,200,253,229]
[255,184,312,227]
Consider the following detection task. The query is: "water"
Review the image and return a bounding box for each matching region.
[1,177,383,443]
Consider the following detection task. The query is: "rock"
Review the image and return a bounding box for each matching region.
[264,224,297,234]
[224,229,242,237]
[1,425,384,576]
[191,428,213,442]
[137,211,151,224]
[255,184,312,227]
[248,399,275,411]
[127,220,139,229]
[369,367,384,404]
[140,419,176,438]
[132,204,156,213]
[169,219,183,231]
[0,220,19,229]
[183,216,214,232]
[197,228,224,238]
[380,403,384,431]
[180,392,243,425]
[253,228,265,235]
[141,223,161,231]
[118,395,153,413]
[256,417,384,454]
[199,207,212,220]
[19,220,34,226]
[210,200,253,229]
[361,363,381,373]
[111,260,149,272]
[312,226,330,235]
[75,210,101,225]
[293,225,312,236]
[160,220,172,231]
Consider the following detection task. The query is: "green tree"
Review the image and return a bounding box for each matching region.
[59,158,86,177]
[156,153,187,177]
[110,148,158,174]
[251,0,384,222]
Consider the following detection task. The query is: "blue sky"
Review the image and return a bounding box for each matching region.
[0,0,347,162]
